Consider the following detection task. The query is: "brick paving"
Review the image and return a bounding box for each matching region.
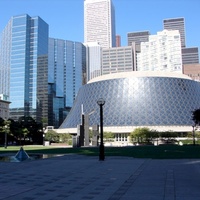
[0,154,200,199]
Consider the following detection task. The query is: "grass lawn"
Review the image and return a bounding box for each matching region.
[1,145,200,159]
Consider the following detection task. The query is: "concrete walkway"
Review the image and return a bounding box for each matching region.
[0,154,200,200]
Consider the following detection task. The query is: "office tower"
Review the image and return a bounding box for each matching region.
[0,20,12,97]
[182,47,199,64]
[127,31,150,51]
[102,46,135,75]
[183,63,200,82]
[84,0,116,48]
[84,42,101,82]
[137,30,182,73]
[48,38,86,127]
[0,14,49,121]
[163,17,186,48]
[116,35,121,47]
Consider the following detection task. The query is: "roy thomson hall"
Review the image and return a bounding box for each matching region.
[57,71,200,145]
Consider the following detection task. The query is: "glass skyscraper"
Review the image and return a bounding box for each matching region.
[0,14,49,121]
[48,38,86,127]
[0,14,86,128]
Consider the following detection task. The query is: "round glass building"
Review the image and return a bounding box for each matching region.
[59,71,200,133]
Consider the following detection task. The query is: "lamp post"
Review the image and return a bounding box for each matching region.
[43,127,46,146]
[4,125,7,149]
[97,98,105,161]
[192,125,196,146]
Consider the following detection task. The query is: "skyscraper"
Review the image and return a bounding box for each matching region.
[102,46,135,75]
[48,38,86,127]
[84,42,101,82]
[163,17,186,48]
[84,0,116,48]
[0,14,49,121]
[182,47,199,64]
[116,35,121,47]
[127,31,150,51]
[137,30,182,73]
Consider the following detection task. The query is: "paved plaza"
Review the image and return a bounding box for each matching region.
[0,154,200,200]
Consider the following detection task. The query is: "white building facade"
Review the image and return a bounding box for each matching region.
[137,30,182,73]
[84,42,102,82]
[84,0,116,48]
[102,46,135,75]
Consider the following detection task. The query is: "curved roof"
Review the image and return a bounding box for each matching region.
[88,71,192,84]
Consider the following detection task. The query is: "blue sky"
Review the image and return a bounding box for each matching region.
[0,0,200,51]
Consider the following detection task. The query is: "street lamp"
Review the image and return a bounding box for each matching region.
[192,125,196,146]
[4,125,8,149]
[97,98,105,161]
[43,127,46,146]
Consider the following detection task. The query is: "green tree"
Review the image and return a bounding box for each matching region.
[0,117,5,144]
[18,116,43,144]
[130,127,158,144]
[59,133,72,145]
[1,120,11,148]
[192,109,200,126]
[130,127,150,143]
[104,131,115,141]
[45,130,59,143]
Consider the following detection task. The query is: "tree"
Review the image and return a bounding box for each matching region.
[18,116,43,144]
[192,109,200,126]
[0,117,5,144]
[59,133,72,145]
[45,130,59,143]
[130,127,152,144]
[104,131,115,141]
[1,120,11,148]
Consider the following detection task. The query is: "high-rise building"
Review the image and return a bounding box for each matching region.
[182,47,199,64]
[84,42,101,82]
[116,35,121,47]
[102,46,135,75]
[163,17,186,48]
[127,31,150,51]
[84,0,116,48]
[48,38,86,127]
[0,14,86,128]
[0,14,49,121]
[183,63,200,82]
[137,30,182,73]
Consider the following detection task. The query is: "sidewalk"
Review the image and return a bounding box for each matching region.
[0,154,200,200]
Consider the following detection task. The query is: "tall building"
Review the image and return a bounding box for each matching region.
[102,45,135,75]
[182,47,199,64]
[0,14,49,121]
[116,35,121,47]
[0,14,86,128]
[84,42,101,82]
[137,30,182,73]
[48,38,86,127]
[127,31,150,51]
[183,63,200,82]
[84,0,116,48]
[163,17,186,48]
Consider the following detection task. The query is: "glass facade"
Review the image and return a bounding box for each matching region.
[0,14,49,121]
[0,19,12,97]
[60,72,200,129]
[48,38,86,127]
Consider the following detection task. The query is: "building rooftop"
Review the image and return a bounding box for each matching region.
[88,71,192,84]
